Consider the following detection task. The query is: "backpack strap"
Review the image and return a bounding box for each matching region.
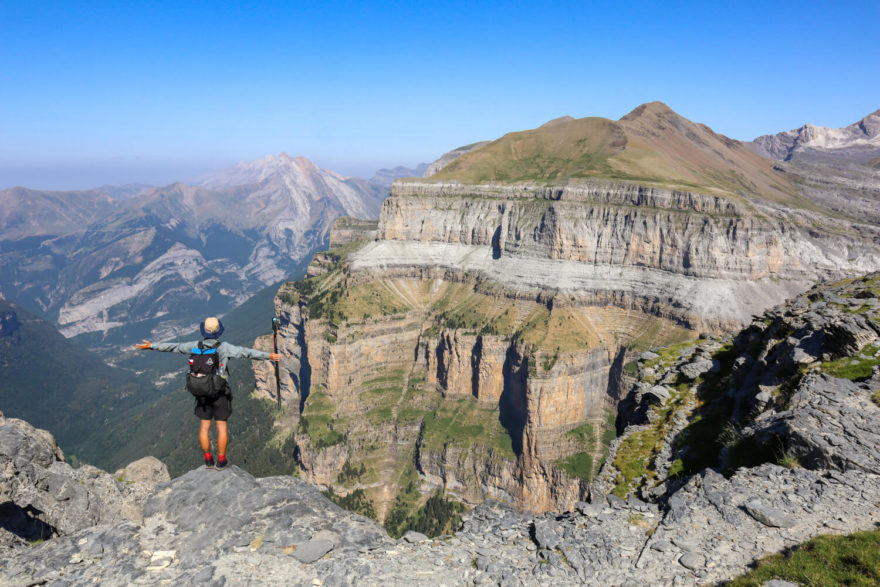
[191,340,217,355]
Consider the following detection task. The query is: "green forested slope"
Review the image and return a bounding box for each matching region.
[0,300,150,453]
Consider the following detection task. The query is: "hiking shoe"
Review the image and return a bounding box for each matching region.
[216,457,228,470]
[204,455,215,469]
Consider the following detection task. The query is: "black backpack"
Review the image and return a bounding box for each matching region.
[186,341,228,399]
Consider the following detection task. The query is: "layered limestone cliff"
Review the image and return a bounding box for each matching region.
[255,177,880,517]
[357,180,880,330]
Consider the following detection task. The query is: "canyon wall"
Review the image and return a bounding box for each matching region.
[256,181,880,515]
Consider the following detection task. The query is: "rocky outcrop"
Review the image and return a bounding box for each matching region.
[0,411,166,548]
[328,217,379,248]
[0,420,393,585]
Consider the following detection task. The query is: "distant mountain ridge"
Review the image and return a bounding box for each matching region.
[751,108,880,161]
[0,154,385,350]
[747,107,880,224]
[370,163,430,188]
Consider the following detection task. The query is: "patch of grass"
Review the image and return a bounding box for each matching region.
[873,390,880,407]
[726,528,880,586]
[611,382,689,497]
[566,422,595,445]
[612,427,662,498]
[333,281,412,322]
[602,411,617,445]
[515,307,598,354]
[364,369,407,387]
[277,289,299,306]
[303,390,334,415]
[383,460,422,537]
[625,320,697,354]
[555,451,594,480]
[667,342,741,477]
[623,360,639,378]
[366,406,394,424]
[298,413,345,449]
[819,344,880,382]
[420,397,516,461]
[666,458,684,478]
[777,451,801,470]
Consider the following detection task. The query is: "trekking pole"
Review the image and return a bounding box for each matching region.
[272,317,281,410]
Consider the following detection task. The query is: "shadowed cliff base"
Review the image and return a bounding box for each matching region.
[499,344,528,458]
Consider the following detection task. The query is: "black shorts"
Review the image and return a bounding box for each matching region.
[194,395,232,421]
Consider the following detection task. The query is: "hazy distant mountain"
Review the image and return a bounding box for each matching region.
[748,108,880,223]
[93,183,154,200]
[0,187,115,240]
[196,153,381,220]
[370,163,430,188]
[0,154,384,350]
[751,109,880,161]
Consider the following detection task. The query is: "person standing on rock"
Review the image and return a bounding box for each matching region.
[134,317,281,470]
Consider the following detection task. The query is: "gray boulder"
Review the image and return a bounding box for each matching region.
[0,412,153,538]
[743,373,880,475]
[644,385,671,405]
[114,456,170,489]
[679,357,715,381]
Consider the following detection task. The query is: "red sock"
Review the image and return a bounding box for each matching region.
[218,455,227,463]
[204,452,212,460]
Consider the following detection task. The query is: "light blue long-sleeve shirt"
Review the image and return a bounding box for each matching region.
[150,338,270,377]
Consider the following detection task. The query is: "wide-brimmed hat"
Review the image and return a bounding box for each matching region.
[200,317,225,339]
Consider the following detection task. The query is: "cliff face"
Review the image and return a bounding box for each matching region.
[257,176,880,516]
[257,212,708,514]
[360,181,880,329]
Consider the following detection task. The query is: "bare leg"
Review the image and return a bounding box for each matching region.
[216,420,228,457]
[199,419,211,453]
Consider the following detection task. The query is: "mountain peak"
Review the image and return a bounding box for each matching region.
[428,101,797,204]
[619,101,676,122]
[752,106,880,160]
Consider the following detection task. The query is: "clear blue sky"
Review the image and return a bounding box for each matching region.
[1,0,878,189]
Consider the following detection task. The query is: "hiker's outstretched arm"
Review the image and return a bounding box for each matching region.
[140,340,199,354]
[220,342,275,361]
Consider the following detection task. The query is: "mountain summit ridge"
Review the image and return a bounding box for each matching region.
[751,108,880,160]
[427,101,798,205]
